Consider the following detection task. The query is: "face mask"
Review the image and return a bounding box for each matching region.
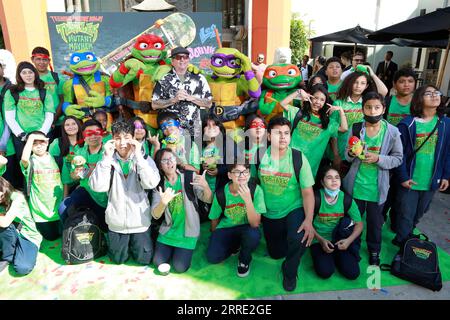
[324,187,340,198]
[364,114,383,124]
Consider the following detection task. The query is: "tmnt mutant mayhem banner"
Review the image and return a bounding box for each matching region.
[47,12,222,76]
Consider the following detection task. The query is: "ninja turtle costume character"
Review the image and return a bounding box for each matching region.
[207,48,261,135]
[62,51,113,124]
[258,64,302,122]
[109,34,171,133]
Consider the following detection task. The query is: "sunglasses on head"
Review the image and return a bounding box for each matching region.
[160,119,180,131]
[83,129,103,138]
[134,121,145,130]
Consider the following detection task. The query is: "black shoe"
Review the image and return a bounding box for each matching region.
[369,252,380,266]
[0,260,9,273]
[281,261,297,292]
[237,261,250,278]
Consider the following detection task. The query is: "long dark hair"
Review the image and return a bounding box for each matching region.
[201,113,226,148]
[300,84,332,129]
[410,85,445,118]
[154,148,183,190]
[59,116,83,157]
[10,61,45,94]
[307,74,327,93]
[336,71,375,101]
[0,176,17,212]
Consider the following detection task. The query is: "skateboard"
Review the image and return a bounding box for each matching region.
[99,12,197,75]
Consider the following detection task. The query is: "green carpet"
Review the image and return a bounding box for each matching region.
[0,221,449,300]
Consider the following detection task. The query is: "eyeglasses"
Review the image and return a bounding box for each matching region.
[230,170,250,177]
[161,157,176,164]
[211,53,241,69]
[160,119,180,131]
[173,54,190,61]
[423,91,442,97]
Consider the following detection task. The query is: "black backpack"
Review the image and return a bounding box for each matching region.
[11,88,47,106]
[313,189,352,217]
[61,206,107,265]
[254,148,303,184]
[215,179,258,217]
[381,234,442,291]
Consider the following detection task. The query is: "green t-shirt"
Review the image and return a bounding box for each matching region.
[208,183,266,229]
[0,192,43,248]
[244,143,265,179]
[71,144,108,208]
[157,175,197,250]
[327,81,342,102]
[286,106,340,177]
[313,190,361,242]
[387,96,411,126]
[3,88,54,132]
[353,121,387,202]
[117,158,132,176]
[161,134,200,170]
[0,164,5,176]
[49,139,77,185]
[334,98,364,159]
[40,71,64,114]
[202,144,220,193]
[0,84,15,156]
[412,116,438,191]
[258,147,315,219]
[20,153,63,223]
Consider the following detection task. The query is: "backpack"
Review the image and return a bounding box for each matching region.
[215,179,258,217]
[254,147,303,184]
[11,88,47,106]
[313,189,352,217]
[381,234,442,291]
[383,95,393,120]
[50,71,60,86]
[61,205,107,265]
[0,79,12,109]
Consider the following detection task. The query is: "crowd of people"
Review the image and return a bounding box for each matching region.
[0,43,449,293]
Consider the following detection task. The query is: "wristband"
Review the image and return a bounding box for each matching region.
[119,63,129,75]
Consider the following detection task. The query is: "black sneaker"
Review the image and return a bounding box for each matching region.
[0,260,9,273]
[237,261,250,277]
[391,237,401,247]
[281,261,297,292]
[369,252,380,266]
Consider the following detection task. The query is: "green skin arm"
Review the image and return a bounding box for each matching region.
[63,74,112,118]
[234,51,260,97]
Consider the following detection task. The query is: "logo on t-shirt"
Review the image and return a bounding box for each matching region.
[260,170,292,195]
[415,132,438,155]
[296,119,322,142]
[225,203,248,225]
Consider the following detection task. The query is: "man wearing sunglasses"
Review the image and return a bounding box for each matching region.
[152,47,212,139]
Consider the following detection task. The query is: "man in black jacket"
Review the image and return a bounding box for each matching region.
[376,51,398,93]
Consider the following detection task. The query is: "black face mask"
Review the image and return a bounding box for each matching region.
[364,114,383,124]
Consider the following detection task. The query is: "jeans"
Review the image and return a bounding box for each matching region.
[261,207,307,280]
[58,187,107,232]
[355,199,385,253]
[0,224,38,275]
[206,224,261,265]
[394,187,435,243]
[107,229,153,265]
[153,241,194,273]
[310,243,360,280]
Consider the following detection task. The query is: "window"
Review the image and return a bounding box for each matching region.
[89,0,122,12]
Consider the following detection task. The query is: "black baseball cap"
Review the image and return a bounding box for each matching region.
[169,47,190,58]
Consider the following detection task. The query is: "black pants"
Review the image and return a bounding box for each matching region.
[107,229,153,265]
[261,208,307,280]
[382,175,399,231]
[36,220,62,241]
[355,199,385,253]
[310,243,360,280]
[11,134,25,165]
[3,154,23,190]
